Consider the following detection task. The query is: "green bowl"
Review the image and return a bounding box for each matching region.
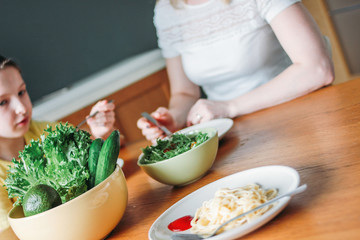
[137,127,219,186]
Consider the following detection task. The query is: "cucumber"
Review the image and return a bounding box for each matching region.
[88,138,104,189]
[94,130,120,186]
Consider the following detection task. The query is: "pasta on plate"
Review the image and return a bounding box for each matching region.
[190,183,277,236]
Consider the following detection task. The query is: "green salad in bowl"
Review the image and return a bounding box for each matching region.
[140,131,210,164]
[138,128,219,186]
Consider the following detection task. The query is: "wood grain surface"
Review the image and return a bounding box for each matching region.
[108,78,360,240]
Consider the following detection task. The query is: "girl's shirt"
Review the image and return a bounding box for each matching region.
[154,0,300,100]
[0,120,56,232]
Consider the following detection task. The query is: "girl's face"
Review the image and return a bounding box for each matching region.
[0,66,32,139]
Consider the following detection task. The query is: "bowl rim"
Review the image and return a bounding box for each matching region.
[8,163,125,220]
[137,127,218,167]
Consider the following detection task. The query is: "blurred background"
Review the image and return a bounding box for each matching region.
[0,0,158,104]
[0,0,359,131]
[304,0,360,82]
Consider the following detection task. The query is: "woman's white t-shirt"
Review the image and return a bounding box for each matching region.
[154,0,300,101]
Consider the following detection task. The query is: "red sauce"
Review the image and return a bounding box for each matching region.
[168,215,193,232]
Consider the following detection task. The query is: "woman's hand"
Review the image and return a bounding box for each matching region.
[87,100,115,139]
[137,107,176,144]
[186,99,234,126]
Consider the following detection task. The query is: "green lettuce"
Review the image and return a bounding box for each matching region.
[5,122,92,205]
[140,132,209,164]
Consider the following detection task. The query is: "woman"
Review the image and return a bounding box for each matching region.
[137,0,334,143]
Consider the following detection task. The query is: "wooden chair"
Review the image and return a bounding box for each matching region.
[302,0,359,84]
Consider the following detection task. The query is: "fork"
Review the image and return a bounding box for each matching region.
[171,184,307,240]
[141,112,173,136]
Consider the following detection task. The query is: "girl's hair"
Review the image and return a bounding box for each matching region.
[0,54,21,72]
[157,0,231,8]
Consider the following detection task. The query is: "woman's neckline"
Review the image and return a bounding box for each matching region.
[183,0,215,9]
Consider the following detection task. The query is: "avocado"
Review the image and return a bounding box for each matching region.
[22,184,62,217]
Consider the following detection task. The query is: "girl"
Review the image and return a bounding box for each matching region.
[0,55,116,235]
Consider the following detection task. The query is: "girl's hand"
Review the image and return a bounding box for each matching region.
[186,99,234,126]
[137,107,176,144]
[87,100,115,139]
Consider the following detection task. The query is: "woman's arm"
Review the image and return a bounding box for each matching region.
[136,56,200,143]
[166,56,201,129]
[223,2,334,117]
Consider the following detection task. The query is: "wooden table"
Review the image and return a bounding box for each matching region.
[108,78,360,240]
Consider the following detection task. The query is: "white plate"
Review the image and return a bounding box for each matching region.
[117,158,124,168]
[149,165,300,240]
[178,118,233,139]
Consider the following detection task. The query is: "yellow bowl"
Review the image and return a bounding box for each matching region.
[8,165,128,240]
[138,127,219,186]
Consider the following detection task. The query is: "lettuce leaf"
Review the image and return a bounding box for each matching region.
[140,132,209,164]
[5,122,92,205]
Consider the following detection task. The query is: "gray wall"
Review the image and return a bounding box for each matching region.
[0,0,158,104]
